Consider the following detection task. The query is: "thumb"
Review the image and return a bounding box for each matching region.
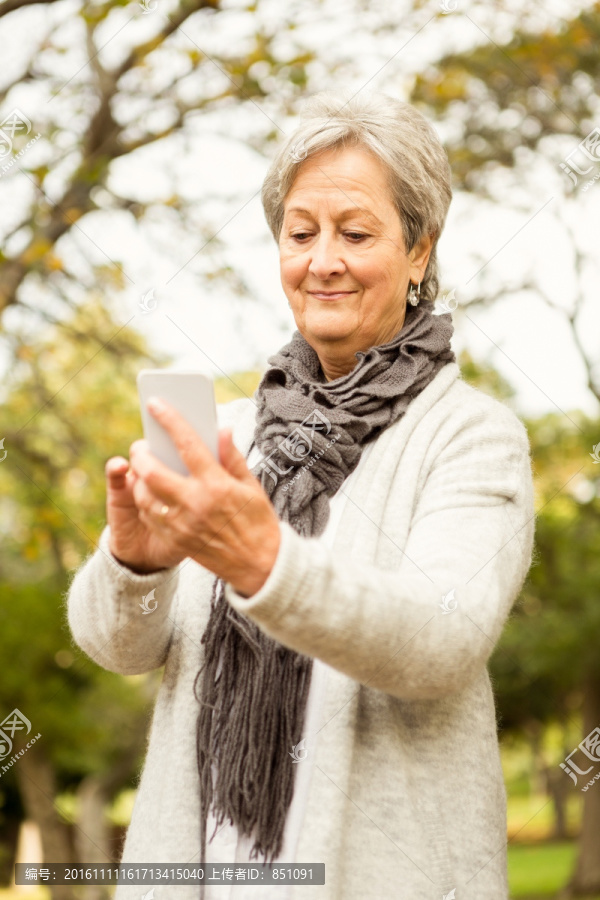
[218,429,255,483]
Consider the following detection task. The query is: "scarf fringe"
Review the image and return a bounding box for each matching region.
[195,577,313,870]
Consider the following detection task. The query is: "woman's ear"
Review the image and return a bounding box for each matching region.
[408,232,434,283]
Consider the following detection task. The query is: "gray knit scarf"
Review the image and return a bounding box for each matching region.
[194,298,455,872]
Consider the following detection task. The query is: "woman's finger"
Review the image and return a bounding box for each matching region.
[132,474,177,524]
[105,456,130,488]
[218,429,255,485]
[129,438,151,456]
[130,443,185,506]
[132,474,159,512]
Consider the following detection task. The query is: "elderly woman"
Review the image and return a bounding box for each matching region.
[67,90,535,900]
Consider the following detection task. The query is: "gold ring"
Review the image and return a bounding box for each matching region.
[159,504,169,517]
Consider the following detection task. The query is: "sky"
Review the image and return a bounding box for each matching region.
[1,0,599,423]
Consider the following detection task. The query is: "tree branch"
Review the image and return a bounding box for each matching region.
[113,0,220,82]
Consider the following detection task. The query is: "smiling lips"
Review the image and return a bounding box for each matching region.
[308,290,356,300]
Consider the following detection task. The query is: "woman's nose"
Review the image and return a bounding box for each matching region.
[307,233,346,280]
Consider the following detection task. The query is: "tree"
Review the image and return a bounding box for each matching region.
[411,2,600,403]
[0,0,318,329]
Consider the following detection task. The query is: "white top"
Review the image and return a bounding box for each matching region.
[204,442,365,900]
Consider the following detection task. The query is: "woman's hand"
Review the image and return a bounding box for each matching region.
[106,397,281,596]
[106,454,164,575]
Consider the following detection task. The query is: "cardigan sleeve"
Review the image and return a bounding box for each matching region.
[64,396,253,676]
[223,402,536,701]
[66,524,181,675]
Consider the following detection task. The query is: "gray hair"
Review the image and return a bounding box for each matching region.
[261,89,452,305]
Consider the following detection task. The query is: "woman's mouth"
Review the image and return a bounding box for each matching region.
[308,291,355,300]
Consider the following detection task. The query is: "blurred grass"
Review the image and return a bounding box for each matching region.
[508,841,600,899]
[509,841,572,895]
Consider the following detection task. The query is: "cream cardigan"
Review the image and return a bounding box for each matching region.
[66,360,536,900]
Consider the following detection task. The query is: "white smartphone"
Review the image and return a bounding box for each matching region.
[137,369,218,476]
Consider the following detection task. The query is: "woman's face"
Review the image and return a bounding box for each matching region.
[279,144,432,381]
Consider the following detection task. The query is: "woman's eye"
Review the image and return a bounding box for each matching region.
[290,231,368,242]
